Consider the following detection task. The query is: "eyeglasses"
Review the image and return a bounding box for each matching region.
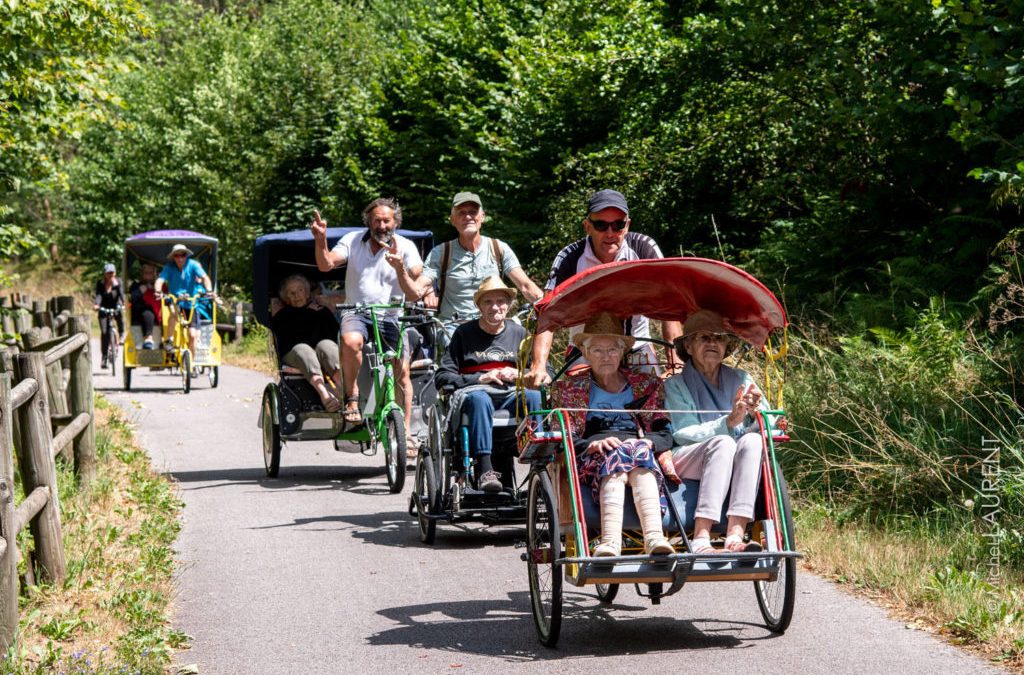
[588,346,624,359]
[689,332,731,344]
[588,218,628,232]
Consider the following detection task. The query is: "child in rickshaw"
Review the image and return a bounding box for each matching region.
[270,274,343,412]
[549,312,674,556]
[435,277,541,492]
[664,309,786,554]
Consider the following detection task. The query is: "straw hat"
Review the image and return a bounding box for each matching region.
[571,312,635,351]
[473,276,516,306]
[673,309,737,358]
[167,244,194,260]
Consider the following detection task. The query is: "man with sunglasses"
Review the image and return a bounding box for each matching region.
[155,244,213,357]
[523,189,682,388]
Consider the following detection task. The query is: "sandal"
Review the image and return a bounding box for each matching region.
[322,394,342,413]
[724,534,762,553]
[342,396,362,424]
[689,537,717,554]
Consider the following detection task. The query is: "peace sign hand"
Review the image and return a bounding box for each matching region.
[310,209,328,240]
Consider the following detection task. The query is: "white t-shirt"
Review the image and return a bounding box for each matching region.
[331,231,423,311]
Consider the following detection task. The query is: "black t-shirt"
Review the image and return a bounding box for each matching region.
[94,279,124,309]
[436,320,526,390]
[271,304,340,358]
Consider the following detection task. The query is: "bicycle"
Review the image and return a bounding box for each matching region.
[98,305,123,376]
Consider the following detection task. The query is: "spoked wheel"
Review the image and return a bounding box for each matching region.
[261,385,281,477]
[123,366,132,391]
[427,406,446,501]
[383,408,407,493]
[595,582,619,604]
[209,365,219,388]
[180,350,192,393]
[527,470,562,648]
[414,452,438,544]
[755,473,796,632]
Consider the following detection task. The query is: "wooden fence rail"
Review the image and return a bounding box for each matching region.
[0,295,95,652]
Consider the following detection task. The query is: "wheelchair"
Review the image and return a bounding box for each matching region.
[411,383,530,544]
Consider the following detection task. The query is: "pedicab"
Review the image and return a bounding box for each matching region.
[516,257,800,647]
[253,227,435,493]
[121,230,221,393]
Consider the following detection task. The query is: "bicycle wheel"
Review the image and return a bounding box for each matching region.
[123,366,132,391]
[755,472,796,633]
[384,408,407,493]
[414,452,437,544]
[180,350,192,394]
[261,385,281,477]
[527,470,562,647]
[108,328,118,376]
[208,365,219,388]
[595,582,619,604]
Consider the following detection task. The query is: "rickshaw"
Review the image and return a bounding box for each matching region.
[122,230,221,393]
[253,227,435,493]
[516,257,800,647]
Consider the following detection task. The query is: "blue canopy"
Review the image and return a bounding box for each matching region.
[252,227,435,327]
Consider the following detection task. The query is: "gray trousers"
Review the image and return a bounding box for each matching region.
[671,433,763,522]
[282,339,340,380]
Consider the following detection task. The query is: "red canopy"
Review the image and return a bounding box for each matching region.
[533,258,787,349]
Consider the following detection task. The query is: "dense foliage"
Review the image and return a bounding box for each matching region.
[2,0,1022,557]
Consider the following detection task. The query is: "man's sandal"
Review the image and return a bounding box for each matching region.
[724,534,762,553]
[342,396,362,424]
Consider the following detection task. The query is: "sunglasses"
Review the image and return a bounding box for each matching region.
[588,218,628,232]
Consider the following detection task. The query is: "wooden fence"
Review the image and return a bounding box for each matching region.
[0,294,95,652]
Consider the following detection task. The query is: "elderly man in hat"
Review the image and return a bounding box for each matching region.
[524,189,682,388]
[416,192,543,337]
[435,276,541,492]
[155,243,213,356]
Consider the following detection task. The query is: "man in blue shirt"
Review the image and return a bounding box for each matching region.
[155,244,213,356]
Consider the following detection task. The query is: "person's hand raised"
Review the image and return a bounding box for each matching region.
[310,209,328,240]
[383,239,404,271]
[726,384,751,428]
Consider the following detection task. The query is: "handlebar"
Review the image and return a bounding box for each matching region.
[97,306,123,315]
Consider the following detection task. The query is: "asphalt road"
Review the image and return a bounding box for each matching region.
[95,356,1000,675]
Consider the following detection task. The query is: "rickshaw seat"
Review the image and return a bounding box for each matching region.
[579,478,728,535]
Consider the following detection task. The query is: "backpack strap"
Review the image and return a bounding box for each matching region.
[491,237,504,277]
[437,241,452,308]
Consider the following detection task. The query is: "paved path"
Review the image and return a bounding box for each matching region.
[95,357,1000,674]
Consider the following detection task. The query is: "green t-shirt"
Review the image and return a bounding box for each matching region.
[422,236,520,322]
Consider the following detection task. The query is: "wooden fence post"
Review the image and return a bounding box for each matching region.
[67,316,96,485]
[23,328,72,462]
[31,300,49,329]
[55,297,75,370]
[13,353,65,584]
[0,373,17,650]
[0,351,18,451]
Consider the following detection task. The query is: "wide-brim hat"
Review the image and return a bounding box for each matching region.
[167,244,194,260]
[571,312,635,351]
[673,309,738,358]
[473,275,516,306]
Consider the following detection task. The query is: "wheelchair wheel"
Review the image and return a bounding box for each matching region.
[261,385,281,478]
[209,365,219,388]
[595,583,619,604]
[755,471,796,633]
[414,453,438,544]
[180,350,192,394]
[427,405,446,490]
[384,408,407,493]
[123,366,132,391]
[527,470,562,648]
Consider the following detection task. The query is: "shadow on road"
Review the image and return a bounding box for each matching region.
[369,590,761,660]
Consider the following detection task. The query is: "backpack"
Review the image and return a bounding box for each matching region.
[436,237,505,307]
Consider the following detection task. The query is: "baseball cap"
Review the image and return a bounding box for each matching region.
[103,263,116,274]
[452,192,482,209]
[587,189,629,216]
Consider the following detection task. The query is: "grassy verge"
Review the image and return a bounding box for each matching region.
[221,322,275,375]
[1,398,185,674]
[796,503,1023,668]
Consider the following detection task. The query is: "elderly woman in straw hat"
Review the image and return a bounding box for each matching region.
[664,309,779,554]
[436,276,541,492]
[549,312,674,556]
